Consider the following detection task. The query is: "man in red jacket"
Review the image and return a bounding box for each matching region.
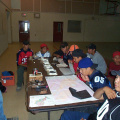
[16,40,33,91]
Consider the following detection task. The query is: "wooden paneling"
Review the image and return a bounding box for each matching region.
[66,1,71,13]
[1,0,11,8]
[19,0,100,14]
[21,0,33,11]
[34,0,40,12]
[41,0,65,13]
[72,2,99,14]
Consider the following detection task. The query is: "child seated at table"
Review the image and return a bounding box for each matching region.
[78,57,111,92]
[60,70,120,120]
[107,51,120,87]
[36,43,51,57]
[68,45,79,74]
[53,42,68,58]
[53,42,72,65]
[71,49,87,82]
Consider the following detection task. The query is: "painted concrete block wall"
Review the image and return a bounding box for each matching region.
[0,2,8,55]
[12,11,120,42]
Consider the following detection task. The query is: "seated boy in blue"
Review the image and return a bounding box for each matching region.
[61,43,73,65]
[53,42,72,65]
[60,70,120,120]
[78,57,111,92]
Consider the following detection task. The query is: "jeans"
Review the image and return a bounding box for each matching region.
[60,111,90,120]
[0,91,7,120]
[17,66,27,87]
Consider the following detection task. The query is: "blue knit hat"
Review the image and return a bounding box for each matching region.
[78,57,98,69]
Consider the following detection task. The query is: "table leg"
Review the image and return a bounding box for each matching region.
[48,111,50,120]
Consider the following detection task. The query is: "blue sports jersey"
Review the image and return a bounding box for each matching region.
[88,70,111,92]
[63,51,73,65]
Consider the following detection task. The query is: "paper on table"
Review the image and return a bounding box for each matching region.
[56,63,68,68]
[59,68,73,75]
[46,75,97,105]
[29,95,55,107]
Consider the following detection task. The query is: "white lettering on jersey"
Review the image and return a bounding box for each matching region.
[97,99,109,120]
[22,58,27,64]
[94,76,105,84]
[94,76,100,82]
[100,77,104,84]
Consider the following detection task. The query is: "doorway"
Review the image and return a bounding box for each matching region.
[53,22,63,42]
[19,21,30,42]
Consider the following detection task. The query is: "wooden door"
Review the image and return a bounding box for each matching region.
[53,22,63,42]
[19,21,30,42]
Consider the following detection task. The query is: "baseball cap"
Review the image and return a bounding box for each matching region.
[87,43,96,50]
[111,70,120,76]
[72,49,87,58]
[69,45,79,52]
[78,57,98,69]
[23,40,30,45]
[112,51,120,58]
[40,43,48,50]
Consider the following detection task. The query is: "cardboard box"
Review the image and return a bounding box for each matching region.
[29,74,43,82]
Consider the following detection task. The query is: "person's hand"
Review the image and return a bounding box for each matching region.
[81,74,90,82]
[56,55,61,58]
[68,60,73,64]
[80,118,86,120]
[103,86,116,99]
[75,71,79,75]
[20,64,27,67]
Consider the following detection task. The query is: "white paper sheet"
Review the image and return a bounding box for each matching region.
[46,75,97,105]
[29,95,55,107]
[59,68,73,75]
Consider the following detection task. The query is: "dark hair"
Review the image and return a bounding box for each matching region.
[60,42,68,48]
[63,42,68,47]
[87,43,96,51]
[72,49,87,58]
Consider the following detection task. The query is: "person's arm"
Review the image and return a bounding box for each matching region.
[53,53,61,58]
[53,50,64,58]
[69,63,75,74]
[49,52,51,57]
[19,64,27,67]
[93,86,116,99]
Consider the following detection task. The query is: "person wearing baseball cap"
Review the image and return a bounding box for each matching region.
[107,51,120,87]
[16,40,33,91]
[60,69,120,120]
[69,49,87,82]
[69,45,79,53]
[36,43,51,57]
[67,45,79,74]
[86,43,107,74]
[78,57,111,92]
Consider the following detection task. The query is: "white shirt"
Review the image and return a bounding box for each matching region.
[36,51,51,57]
